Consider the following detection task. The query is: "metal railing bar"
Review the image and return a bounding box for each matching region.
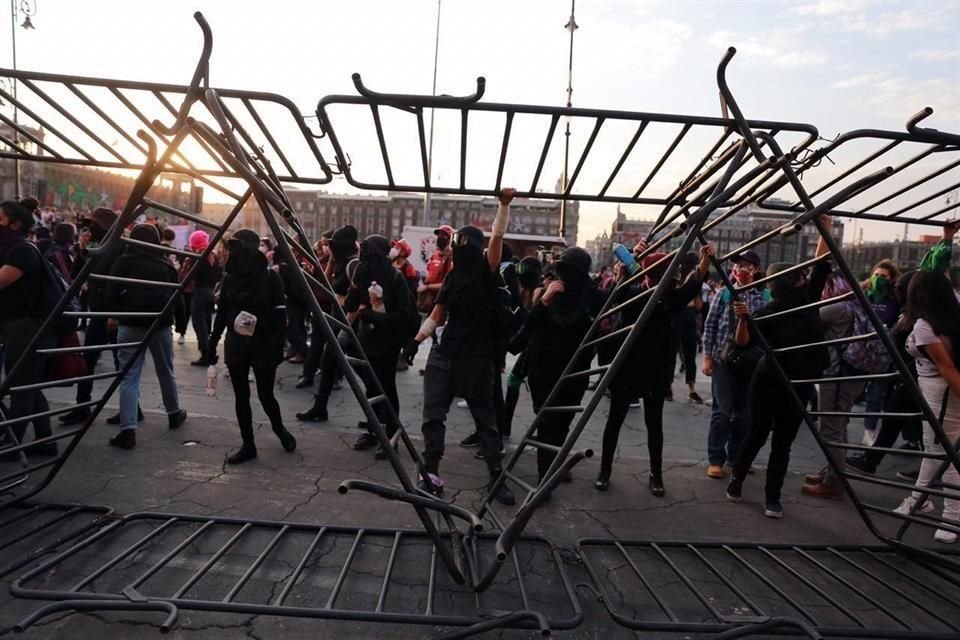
[581,324,634,350]
[799,140,900,204]
[273,526,326,606]
[773,332,878,354]
[415,108,430,188]
[661,129,736,206]
[599,285,656,320]
[649,543,727,622]
[71,517,180,592]
[634,123,692,198]
[0,400,100,431]
[0,506,82,549]
[613,541,679,622]
[861,548,960,611]
[825,441,945,458]
[494,111,515,192]
[9,370,120,394]
[0,504,44,532]
[564,117,605,196]
[223,525,289,603]
[150,89,232,173]
[107,86,196,170]
[139,197,221,230]
[120,236,202,260]
[789,372,899,385]
[325,529,364,610]
[374,531,402,613]
[754,291,856,322]
[918,199,960,221]
[884,180,960,218]
[127,520,217,590]
[0,84,94,160]
[0,111,63,158]
[598,120,648,197]
[459,109,468,190]
[425,542,437,616]
[529,113,560,193]
[369,105,395,188]
[171,523,253,599]
[87,273,181,288]
[0,427,85,457]
[733,254,830,292]
[856,158,960,214]
[64,82,149,156]
[510,547,531,612]
[685,544,766,619]
[241,97,298,179]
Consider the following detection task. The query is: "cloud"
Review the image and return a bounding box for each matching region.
[706,30,828,69]
[790,1,946,37]
[791,1,867,17]
[910,49,960,62]
[830,73,885,90]
[831,72,960,123]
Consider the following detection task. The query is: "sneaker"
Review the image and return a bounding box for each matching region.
[418,474,443,496]
[896,469,919,482]
[287,354,305,364]
[764,501,784,519]
[894,496,935,515]
[487,479,516,506]
[294,377,314,389]
[473,442,506,459]
[167,409,187,430]
[594,473,610,491]
[629,400,643,409]
[177,333,185,345]
[108,429,136,450]
[934,528,958,544]
[802,481,843,499]
[58,407,91,426]
[456,399,468,409]
[688,392,704,405]
[273,427,297,453]
[861,428,877,447]
[460,432,481,448]
[707,464,726,479]
[725,478,743,503]
[107,407,144,425]
[899,440,922,452]
[226,445,257,465]
[296,406,328,422]
[846,456,876,476]
[803,470,825,485]
[353,433,378,451]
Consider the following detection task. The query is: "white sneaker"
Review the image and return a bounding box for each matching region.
[456,400,468,409]
[934,528,958,544]
[861,428,877,447]
[893,496,935,515]
[177,334,185,345]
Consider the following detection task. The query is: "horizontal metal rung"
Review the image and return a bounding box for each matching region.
[734,254,829,292]
[791,373,899,385]
[344,356,369,368]
[581,325,633,350]
[755,291,855,323]
[539,406,586,414]
[810,411,923,419]
[9,370,120,393]
[323,313,351,333]
[841,471,960,500]
[773,332,878,354]
[0,400,100,430]
[824,441,945,459]
[88,273,181,289]
[522,438,561,453]
[63,311,161,318]
[121,236,203,260]
[560,366,608,381]
[863,503,960,531]
[600,287,655,320]
[141,197,221,230]
[367,395,387,405]
[504,471,537,494]
[36,341,143,355]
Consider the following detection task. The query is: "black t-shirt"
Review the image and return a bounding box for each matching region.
[0,240,45,326]
[435,266,497,359]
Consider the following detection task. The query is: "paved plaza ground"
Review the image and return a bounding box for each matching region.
[0,335,938,638]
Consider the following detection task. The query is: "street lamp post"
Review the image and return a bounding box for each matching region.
[421,0,441,229]
[8,0,37,199]
[559,0,577,242]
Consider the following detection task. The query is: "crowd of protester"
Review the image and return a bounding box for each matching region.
[1,193,959,541]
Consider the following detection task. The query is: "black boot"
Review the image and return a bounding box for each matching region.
[59,406,91,426]
[594,470,611,492]
[273,426,297,453]
[649,471,665,497]
[296,403,328,422]
[108,429,136,450]
[168,409,187,430]
[419,457,443,495]
[294,376,314,389]
[226,444,257,464]
[107,406,144,425]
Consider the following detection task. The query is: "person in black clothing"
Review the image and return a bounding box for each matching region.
[403,189,517,505]
[105,224,187,449]
[278,249,310,364]
[296,225,359,422]
[345,234,413,459]
[59,207,124,427]
[596,243,714,495]
[187,230,223,367]
[0,200,57,461]
[501,256,542,439]
[296,231,335,389]
[46,222,76,284]
[207,229,296,464]
[673,251,705,404]
[524,247,605,482]
[726,224,831,519]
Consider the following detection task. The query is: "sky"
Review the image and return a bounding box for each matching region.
[4,0,959,244]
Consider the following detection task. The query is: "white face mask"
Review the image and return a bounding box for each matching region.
[389,246,401,260]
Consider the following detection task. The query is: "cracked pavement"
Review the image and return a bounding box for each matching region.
[0,339,943,639]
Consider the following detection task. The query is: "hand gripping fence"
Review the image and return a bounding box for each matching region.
[1,14,958,640]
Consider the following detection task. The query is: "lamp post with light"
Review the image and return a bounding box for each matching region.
[559,0,577,242]
[8,0,37,199]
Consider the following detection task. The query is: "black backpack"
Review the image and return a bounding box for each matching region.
[30,244,80,336]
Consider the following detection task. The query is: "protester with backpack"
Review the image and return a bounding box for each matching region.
[104,224,187,450]
[0,200,57,461]
[346,234,418,459]
[207,229,296,464]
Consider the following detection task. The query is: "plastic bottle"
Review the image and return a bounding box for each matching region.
[369,281,385,313]
[612,243,640,274]
[205,364,218,397]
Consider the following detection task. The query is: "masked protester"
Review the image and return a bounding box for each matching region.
[59,207,125,427]
[701,249,767,479]
[860,259,901,446]
[596,242,714,495]
[725,222,832,519]
[185,230,222,367]
[0,201,58,462]
[403,189,517,505]
[207,229,296,464]
[346,235,414,459]
[296,225,359,422]
[501,256,542,438]
[390,238,420,373]
[417,225,454,315]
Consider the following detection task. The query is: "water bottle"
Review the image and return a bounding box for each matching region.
[205,364,218,397]
[612,243,640,274]
[368,281,385,313]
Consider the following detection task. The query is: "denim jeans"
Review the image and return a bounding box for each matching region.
[116,325,181,430]
[863,380,889,432]
[707,361,749,466]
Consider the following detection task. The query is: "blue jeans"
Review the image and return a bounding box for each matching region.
[707,361,749,466]
[863,380,888,432]
[117,325,181,430]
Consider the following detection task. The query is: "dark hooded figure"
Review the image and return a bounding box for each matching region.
[345,234,414,458]
[523,246,605,481]
[501,256,542,439]
[208,229,296,464]
[596,243,713,496]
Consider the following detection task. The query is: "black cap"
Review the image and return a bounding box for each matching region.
[360,234,390,258]
[557,246,591,274]
[228,228,260,251]
[732,249,761,268]
[331,224,358,247]
[130,223,161,245]
[454,225,485,249]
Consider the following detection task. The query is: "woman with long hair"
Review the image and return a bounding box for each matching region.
[894,270,960,543]
[207,229,296,464]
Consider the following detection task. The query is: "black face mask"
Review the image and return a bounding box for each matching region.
[453,244,483,271]
[436,236,450,250]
